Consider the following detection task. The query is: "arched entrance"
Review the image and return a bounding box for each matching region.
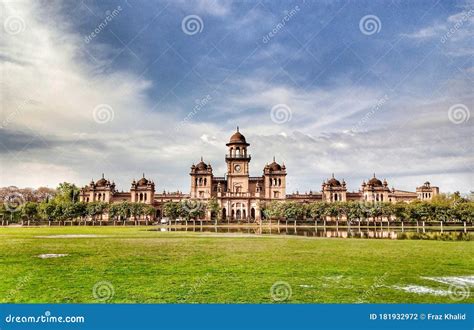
[250,208,255,219]
[156,209,161,219]
[236,209,241,220]
[222,208,226,220]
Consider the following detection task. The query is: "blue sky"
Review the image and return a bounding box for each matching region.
[1,0,473,194]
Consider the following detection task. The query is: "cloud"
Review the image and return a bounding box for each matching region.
[401,25,445,39]
[172,0,233,17]
[0,1,472,195]
[401,5,473,48]
[0,1,175,187]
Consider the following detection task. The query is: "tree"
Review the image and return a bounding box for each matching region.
[179,200,205,220]
[129,203,145,221]
[453,201,474,223]
[207,198,220,222]
[86,202,108,222]
[109,203,120,221]
[406,201,423,223]
[52,202,67,222]
[118,202,131,221]
[392,202,409,222]
[21,202,38,223]
[109,201,131,222]
[380,202,393,221]
[262,201,284,220]
[346,202,363,222]
[308,202,327,221]
[143,205,156,220]
[338,202,351,221]
[63,202,87,222]
[417,202,436,222]
[163,202,180,220]
[54,182,80,203]
[325,203,340,220]
[282,202,306,220]
[39,201,56,222]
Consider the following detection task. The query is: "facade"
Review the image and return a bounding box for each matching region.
[79,128,439,220]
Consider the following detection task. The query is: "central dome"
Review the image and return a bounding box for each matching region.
[95,174,108,187]
[327,178,341,187]
[95,178,107,186]
[196,161,208,170]
[368,175,383,187]
[137,177,148,186]
[226,127,249,146]
[269,161,282,171]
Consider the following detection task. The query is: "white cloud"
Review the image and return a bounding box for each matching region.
[402,25,445,39]
[0,1,472,195]
[401,4,473,48]
[172,0,233,17]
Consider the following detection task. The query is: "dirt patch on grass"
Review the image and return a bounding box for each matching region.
[37,254,69,259]
[35,234,108,238]
[422,276,474,287]
[392,285,450,296]
[392,275,474,297]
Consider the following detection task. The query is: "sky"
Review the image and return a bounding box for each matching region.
[0,0,473,194]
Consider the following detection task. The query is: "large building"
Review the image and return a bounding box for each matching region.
[79,128,439,220]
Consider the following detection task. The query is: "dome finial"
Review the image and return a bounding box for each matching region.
[373,172,376,178]
[332,173,335,178]
[200,156,203,162]
[102,173,104,179]
[237,126,239,132]
[273,156,275,162]
[142,173,145,178]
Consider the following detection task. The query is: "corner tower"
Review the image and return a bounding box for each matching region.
[322,174,347,202]
[190,157,213,198]
[263,157,287,199]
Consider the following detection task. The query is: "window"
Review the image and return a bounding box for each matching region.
[273,191,280,198]
[199,191,204,198]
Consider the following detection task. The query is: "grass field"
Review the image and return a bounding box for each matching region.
[0,227,472,303]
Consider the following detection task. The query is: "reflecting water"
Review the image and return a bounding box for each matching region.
[153,226,472,241]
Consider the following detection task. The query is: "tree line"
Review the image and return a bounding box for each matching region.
[263,193,473,223]
[1,183,472,223]
[0,183,154,224]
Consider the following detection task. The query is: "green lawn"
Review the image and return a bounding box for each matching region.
[0,227,472,303]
